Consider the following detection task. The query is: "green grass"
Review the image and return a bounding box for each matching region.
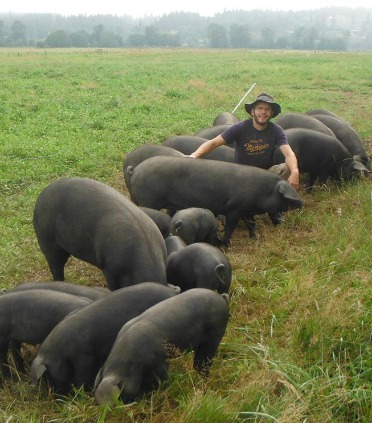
[0,48,371,422]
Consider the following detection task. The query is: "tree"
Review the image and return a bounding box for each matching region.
[207,24,228,48]
[276,35,290,49]
[145,25,160,46]
[317,36,347,51]
[100,31,123,47]
[92,24,104,46]
[292,25,318,50]
[158,32,181,47]
[10,20,26,45]
[0,20,7,46]
[70,30,90,47]
[0,8,370,51]
[229,24,251,48]
[365,31,372,51]
[260,27,275,49]
[45,30,71,48]
[127,33,146,47]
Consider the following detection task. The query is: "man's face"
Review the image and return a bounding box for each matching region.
[251,101,273,125]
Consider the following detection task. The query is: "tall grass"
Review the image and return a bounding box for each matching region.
[0,48,371,422]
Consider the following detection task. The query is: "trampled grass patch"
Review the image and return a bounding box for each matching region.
[0,48,371,422]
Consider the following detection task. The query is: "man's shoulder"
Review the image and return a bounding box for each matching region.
[222,119,249,139]
[268,121,286,137]
[232,119,251,129]
[269,121,284,131]
[233,118,252,132]
[269,121,288,145]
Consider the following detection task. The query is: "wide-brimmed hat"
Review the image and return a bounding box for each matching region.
[245,92,281,118]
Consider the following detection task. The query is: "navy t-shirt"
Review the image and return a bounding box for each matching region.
[221,119,288,169]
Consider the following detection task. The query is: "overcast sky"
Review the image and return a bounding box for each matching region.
[0,0,370,19]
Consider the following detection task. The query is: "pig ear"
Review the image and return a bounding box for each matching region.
[221,293,229,303]
[95,376,121,405]
[352,161,370,173]
[94,366,104,389]
[175,220,183,233]
[278,180,300,201]
[167,283,181,294]
[30,361,47,385]
[215,264,227,292]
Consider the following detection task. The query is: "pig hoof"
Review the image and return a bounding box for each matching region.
[270,212,284,226]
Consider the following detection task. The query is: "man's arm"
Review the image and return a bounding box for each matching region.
[189,135,227,158]
[279,144,300,190]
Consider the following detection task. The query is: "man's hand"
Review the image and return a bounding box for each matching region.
[287,169,300,190]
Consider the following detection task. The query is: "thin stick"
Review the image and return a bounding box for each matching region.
[231,82,256,114]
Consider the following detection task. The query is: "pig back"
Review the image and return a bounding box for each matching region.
[130,156,283,215]
[163,135,235,163]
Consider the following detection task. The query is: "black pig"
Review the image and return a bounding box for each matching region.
[0,290,91,377]
[130,156,304,244]
[30,283,179,394]
[94,288,229,404]
[33,177,167,290]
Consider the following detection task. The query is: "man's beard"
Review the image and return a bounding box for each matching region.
[253,115,270,126]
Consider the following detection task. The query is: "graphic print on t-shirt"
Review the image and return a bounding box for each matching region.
[244,138,270,156]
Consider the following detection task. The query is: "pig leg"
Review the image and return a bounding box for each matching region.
[305,173,319,191]
[120,362,168,402]
[43,247,70,281]
[102,269,119,291]
[242,216,256,238]
[72,356,101,390]
[141,362,168,395]
[120,371,144,403]
[9,341,26,372]
[0,340,11,378]
[193,339,221,376]
[222,212,241,246]
[269,213,284,226]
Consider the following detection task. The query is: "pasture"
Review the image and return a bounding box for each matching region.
[0,48,371,422]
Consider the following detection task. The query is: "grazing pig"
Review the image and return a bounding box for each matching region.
[123,144,185,198]
[140,207,172,238]
[94,288,229,404]
[273,128,370,189]
[33,177,167,290]
[0,290,92,377]
[130,156,304,245]
[212,112,240,126]
[169,207,219,246]
[9,281,110,301]
[30,282,179,394]
[163,135,235,163]
[310,114,371,170]
[165,234,188,255]
[194,124,231,140]
[165,236,232,293]
[274,112,336,137]
[305,109,346,120]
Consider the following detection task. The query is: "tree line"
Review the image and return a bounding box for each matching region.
[1,8,371,51]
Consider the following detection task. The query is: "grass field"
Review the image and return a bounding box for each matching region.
[0,48,371,422]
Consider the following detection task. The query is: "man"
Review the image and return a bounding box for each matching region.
[190,92,300,190]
